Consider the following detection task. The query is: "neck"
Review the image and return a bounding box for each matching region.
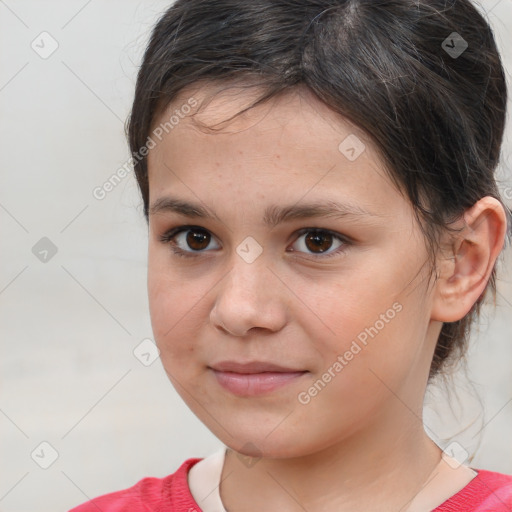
[220,414,442,512]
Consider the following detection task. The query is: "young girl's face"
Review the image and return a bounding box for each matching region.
[147,85,443,458]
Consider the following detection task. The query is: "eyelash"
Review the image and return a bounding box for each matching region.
[158,225,351,260]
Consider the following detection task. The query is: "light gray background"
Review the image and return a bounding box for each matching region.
[0,1,511,511]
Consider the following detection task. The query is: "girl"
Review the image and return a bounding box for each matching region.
[70,0,512,510]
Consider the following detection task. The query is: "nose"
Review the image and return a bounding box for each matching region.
[210,254,288,337]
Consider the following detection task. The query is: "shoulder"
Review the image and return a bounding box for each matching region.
[474,469,512,502]
[68,458,202,512]
[436,468,512,511]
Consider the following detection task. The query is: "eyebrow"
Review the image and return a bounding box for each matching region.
[149,196,378,227]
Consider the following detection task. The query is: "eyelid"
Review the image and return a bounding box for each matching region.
[158,225,351,259]
[289,228,350,259]
[158,225,220,257]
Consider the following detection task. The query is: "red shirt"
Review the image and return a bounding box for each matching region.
[69,459,512,511]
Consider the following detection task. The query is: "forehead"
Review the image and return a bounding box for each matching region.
[146,83,406,219]
[152,82,357,139]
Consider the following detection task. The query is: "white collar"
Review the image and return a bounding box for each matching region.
[187,446,228,512]
[186,448,476,512]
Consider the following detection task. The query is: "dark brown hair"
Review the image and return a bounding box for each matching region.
[127,0,511,379]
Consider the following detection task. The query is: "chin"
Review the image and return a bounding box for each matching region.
[206,418,322,460]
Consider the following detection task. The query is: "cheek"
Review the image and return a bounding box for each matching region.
[299,263,431,376]
[298,274,398,343]
[147,261,198,353]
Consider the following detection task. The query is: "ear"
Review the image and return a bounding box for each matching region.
[431,197,508,322]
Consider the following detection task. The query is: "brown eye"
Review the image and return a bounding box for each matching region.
[304,231,334,253]
[159,226,220,257]
[185,228,211,250]
[289,229,346,258]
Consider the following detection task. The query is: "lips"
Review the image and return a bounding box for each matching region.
[209,360,307,396]
[210,361,304,373]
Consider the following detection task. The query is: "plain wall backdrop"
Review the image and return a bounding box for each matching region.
[0,1,511,511]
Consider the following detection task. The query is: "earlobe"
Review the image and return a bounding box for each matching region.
[431,197,507,323]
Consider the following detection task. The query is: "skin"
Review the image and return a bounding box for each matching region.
[146,83,507,512]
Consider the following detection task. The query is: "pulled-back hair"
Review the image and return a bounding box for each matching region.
[127,0,511,379]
